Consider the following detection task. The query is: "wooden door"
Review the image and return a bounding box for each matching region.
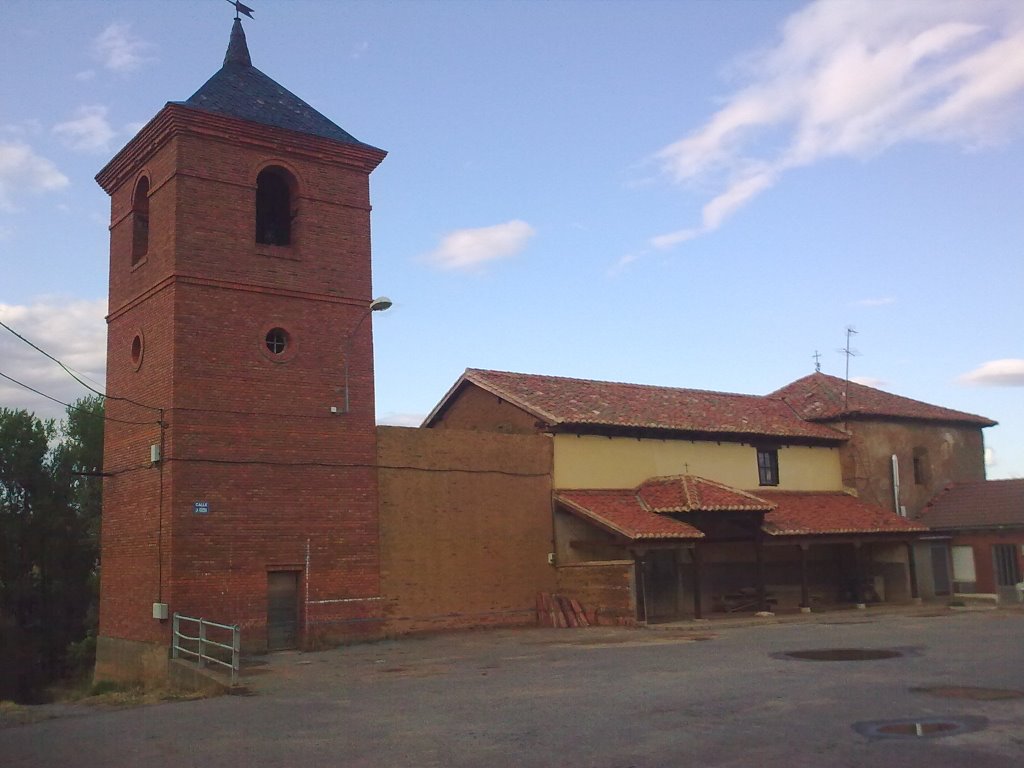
[267,571,299,650]
[930,544,951,596]
[992,544,1022,603]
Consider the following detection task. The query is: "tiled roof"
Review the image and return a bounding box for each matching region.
[437,369,846,442]
[770,372,995,427]
[175,19,375,148]
[558,480,927,540]
[556,489,704,541]
[637,475,773,513]
[917,479,1024,530]
[758,491,928,536]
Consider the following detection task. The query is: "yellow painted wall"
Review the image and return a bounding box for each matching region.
[553,434,842,491]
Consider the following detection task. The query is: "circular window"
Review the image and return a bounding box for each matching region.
[265,327,288,355]
[130,332,144,370]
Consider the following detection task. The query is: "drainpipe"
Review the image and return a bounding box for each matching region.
[891,454,902,516]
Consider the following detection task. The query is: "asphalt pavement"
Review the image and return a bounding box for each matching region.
[3,607,1024,767]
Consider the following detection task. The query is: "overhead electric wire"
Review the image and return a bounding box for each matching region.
[0,370,159,427]
[0,318,161,413]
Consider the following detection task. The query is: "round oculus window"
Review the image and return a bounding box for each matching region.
[130,332,144,370]
[265,327,289,355]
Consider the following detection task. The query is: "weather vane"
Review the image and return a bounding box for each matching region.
[225,0,255,20]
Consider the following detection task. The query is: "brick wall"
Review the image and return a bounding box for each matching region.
[97,104,387,655]
[837,419,986,517]
[948,531,1024,595]
[377,426,555,633]
[555,561,636,624]
[430,383,541,434]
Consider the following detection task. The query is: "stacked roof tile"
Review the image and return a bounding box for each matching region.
[917,479,1024,529]
[771,372,996,426]
[637,475,773,514]
[556,477,924,541]
[432,369,847,442]
[758,490,927,536]
[555,489,704,541]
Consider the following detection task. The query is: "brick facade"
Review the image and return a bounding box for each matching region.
[377,426,555,633]
[97,100,387,658]
[836,419,987,516]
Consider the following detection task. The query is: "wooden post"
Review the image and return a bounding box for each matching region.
[799,542,810,610]
[755,532,767,612]
[692,544,703,620]
[852,542,865,606]
[674,549,686,618]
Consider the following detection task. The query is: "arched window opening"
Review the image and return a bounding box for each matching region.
[255,167,294,246]
[131,177,150,265]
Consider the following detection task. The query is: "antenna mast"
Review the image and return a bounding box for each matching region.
[840,326,858,412]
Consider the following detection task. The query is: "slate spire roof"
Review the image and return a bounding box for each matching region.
[176,18,376,148]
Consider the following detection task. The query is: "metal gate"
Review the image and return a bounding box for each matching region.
[267,571,299,650]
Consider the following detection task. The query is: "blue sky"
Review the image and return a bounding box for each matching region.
[2,0,1022,479]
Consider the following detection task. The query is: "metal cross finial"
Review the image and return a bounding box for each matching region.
[812,350,822,372]
[225,0,255,20]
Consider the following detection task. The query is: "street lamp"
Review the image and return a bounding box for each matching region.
[342,296,392,413]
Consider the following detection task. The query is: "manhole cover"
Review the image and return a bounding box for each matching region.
[783,648,902,661]
[854,715,987,740]
[912,686,1024,701]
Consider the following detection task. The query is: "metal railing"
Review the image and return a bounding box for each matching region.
[172,613,241,685]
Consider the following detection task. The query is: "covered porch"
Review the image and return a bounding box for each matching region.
[553,476,928,623]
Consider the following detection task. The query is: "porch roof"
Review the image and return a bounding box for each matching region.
[638,475,774,513]
[557,476,928,542]
[759,491,928,536]
[555,489,704,541]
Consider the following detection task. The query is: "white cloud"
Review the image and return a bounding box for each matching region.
[0,141,69,212]
[53,106,117,153]
[851,376,887,389]
[377,412,427,427]
[959,359,1024,386]
[93,22,155,74]
[424,220,535,270]
[851,297,896,307]
[652,0,1024,246]
[985,447,996,467]
[0,299,107,419]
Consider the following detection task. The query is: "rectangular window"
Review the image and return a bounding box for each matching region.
[757,448,779,486]
[912,447,929,485]
[951,545,977,593]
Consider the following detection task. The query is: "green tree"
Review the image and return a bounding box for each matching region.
[0,397,104,702]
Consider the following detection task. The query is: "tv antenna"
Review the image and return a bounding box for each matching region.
[839,326,858,412]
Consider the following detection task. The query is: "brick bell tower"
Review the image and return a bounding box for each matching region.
[95,19,387,678]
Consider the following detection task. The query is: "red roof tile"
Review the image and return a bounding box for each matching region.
[758,491,928,536]
[770,373,995,427]
[637,475,773,513]
[917,479,1024,530]
[429,369,846,442]
[556,489,704,541]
